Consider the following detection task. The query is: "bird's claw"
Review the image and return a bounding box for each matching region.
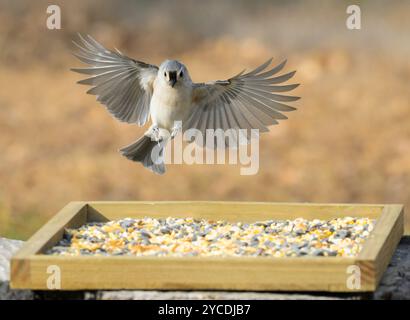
[152,128,161,142]
[146,125,162,142]
[171,122,182,138]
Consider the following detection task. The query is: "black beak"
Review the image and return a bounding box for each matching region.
[169,71,177,87]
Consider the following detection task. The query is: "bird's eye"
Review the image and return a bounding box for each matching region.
[164,72,167,77]
[179,71,183,77]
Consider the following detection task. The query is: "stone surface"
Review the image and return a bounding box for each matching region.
[1,236,409,300]
[0,237,24,282]
[373,236,410,300]
[92,290,343,300]
[0,237,33,300]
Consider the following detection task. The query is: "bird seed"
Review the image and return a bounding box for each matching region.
[46,216,375,258]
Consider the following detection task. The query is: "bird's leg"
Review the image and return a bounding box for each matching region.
[170,121,182,138]
[145,123,161,142]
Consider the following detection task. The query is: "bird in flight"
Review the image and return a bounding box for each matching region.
[72,35,300,174]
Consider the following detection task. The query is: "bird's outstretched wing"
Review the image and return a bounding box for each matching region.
[188,59,299,146]
[71,34,158,126]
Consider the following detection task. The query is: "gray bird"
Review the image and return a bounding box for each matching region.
[72,35,300,174]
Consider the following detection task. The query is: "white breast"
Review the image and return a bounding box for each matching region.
[150,80,193,130]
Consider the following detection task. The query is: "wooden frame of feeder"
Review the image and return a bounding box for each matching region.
[10,201,404,292]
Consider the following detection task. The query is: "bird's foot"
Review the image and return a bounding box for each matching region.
[170,121,182,138]
[146,124,162,142]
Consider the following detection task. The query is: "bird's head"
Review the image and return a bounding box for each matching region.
[159,60,190,88]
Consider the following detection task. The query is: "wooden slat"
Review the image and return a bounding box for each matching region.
[11,202,87,288]
[358,205,404,285]
[13,202,88,257]
[16,255,363,292]
[89,201,383,222]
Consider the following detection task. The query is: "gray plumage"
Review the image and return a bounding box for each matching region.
[71,34,157,126]
[72,35,300,174]
[120,136,166,175]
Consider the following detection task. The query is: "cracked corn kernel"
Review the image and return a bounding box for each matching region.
[46,216,375,258]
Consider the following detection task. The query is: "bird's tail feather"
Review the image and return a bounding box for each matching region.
[120,135,167,175]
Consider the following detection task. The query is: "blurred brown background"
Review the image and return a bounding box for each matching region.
[0,0,409,239]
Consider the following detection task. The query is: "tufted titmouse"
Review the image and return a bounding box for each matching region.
[72,35,299,174]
